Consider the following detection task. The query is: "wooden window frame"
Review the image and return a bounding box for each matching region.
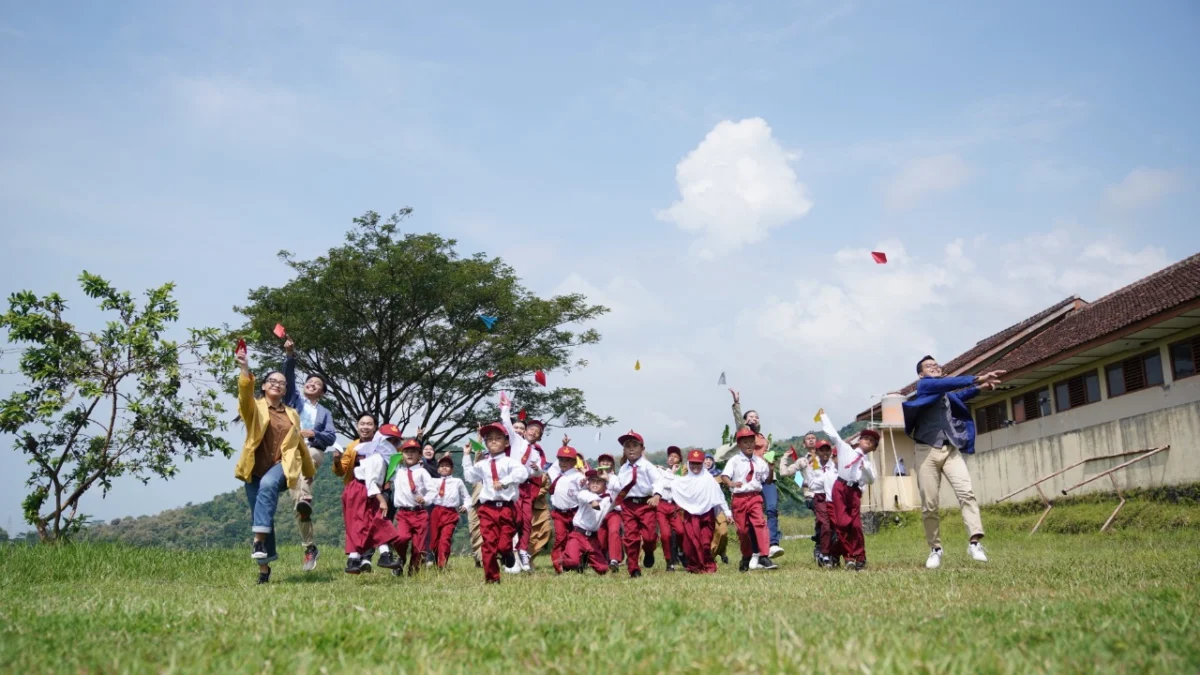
[1053,370,1102,413]
[974,401,1007,434]
[1105,349,1165,399]
[1167,335,1200,382]
[1011,387,1051,424]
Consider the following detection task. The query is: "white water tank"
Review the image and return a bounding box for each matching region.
[880,394,906,428]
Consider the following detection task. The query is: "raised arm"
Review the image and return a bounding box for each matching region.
[235,350,259,427]
[282,347,302,410]
[499,400,530,459]
[730,389,744,430]
[461,444,481,484]
[819,411,853,457]
[915,375,982,398]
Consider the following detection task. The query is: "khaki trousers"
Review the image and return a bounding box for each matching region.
[288,447,324,548]
[710,511,729,557]
[915,443,984,549]
[530,492,551,557]
[468,483,484,562]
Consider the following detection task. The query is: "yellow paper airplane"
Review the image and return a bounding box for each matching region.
[813,408,824,423]
[635,360,641,371]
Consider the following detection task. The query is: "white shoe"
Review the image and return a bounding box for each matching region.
[518,550,532,572]
[502,562,522,574]
[968,541,988,562]
[768,545,785,559]
[925,548,943,569]
[748,555,762,571]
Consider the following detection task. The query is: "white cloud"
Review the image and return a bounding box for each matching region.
[655,118,813,259]
[1104,167,1184,209]
[883,153,974,210]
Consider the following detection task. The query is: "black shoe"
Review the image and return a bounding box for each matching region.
[630,569,642,579]
[854,560,867,571]
[392,567,403,576]
[251,540,267,561]
[609,561,619,574]
[643,550,655,569]
[303,545,319,572]
[377,551,402,569]
[360,559,373,574]
[758,558,779,571]
[501,551,516,569]
[345,558,363,574]
[666,564,676,572]
[739,557,750,572]
[475,558,483,568]
[256,567,271,585]
[720,555,729,565]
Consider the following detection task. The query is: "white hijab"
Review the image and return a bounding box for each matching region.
[671,464,727,516]
[355,430,398,461]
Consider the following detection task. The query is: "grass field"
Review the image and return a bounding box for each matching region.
[2,496,1198,674]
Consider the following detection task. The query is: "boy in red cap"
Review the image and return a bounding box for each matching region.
[615,430,659,578]
[595,453,624,570]
[672,449,731,574]
[718,426,779,571]
[545,437,584,574]
[427,454,470,570]
[391,438,434,576]
[821,411,878,570]
[561,470,614,575]
[462,422,529,583]
[803,440,837,567]
[342,424,405,574]
[654,446,687,571]
[500,399,547,573]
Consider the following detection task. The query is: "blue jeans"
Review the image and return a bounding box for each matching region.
[244,463,286,564]
[762,482,781,546]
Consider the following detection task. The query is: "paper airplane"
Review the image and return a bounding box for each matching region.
[486,370,495,378]
[534,370,546,386]
[871,251,887,264]
[518,409,527,422]
[235,338,246,355]
[718,372,726,386]
[814,408,824,423]
[273,323,287,339]
[634,360,641,371]
[479,314,498,329]
[469,438,484,452]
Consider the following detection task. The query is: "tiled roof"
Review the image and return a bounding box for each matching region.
[894,296,1081,395]
[987,253,1200,375]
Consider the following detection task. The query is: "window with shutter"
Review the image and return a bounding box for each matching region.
[1055,370,1101,412]
[974,402,1007,433]
[1012,387,1050,423]
[1107,349,1165,397]
[1170,336,1199,380]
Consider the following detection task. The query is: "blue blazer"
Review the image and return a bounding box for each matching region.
[283,355,337,451]
[902,375,981,455]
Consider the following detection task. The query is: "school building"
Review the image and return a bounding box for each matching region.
[852,252,1200,513]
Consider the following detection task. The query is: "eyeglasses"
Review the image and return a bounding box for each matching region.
[264,379,287,387]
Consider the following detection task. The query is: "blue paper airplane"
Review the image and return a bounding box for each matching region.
[479,314,497,330]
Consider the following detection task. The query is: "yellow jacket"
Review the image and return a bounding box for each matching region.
[234,373,315,489]
[333,439,362,485]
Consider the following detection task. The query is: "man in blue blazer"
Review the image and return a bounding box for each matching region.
[284,338,338,571]
[903,356,1003,570]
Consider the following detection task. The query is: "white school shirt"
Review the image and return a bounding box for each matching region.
[616,457,657,499]
[670,470,732,518]
[545,466,585,511]
[500,405,547,479]
[721,452,770,494]
[354,453,388,497]
[803,458,837,501]
[427,475,470,509]
[572,489,612,533]
[393,463,435,508]
[821,412,877,487]
[653,466,682,502]
[461,452,529,503]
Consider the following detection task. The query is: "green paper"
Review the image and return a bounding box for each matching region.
[764,451,776,463]
[469,438,484,452]
[386,454,404,481]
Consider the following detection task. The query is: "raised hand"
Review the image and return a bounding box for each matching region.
[283,337,295,355]
[729,388,740,404]
[561,434,571,447]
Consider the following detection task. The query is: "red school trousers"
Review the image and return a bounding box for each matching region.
[656,500,684,562]
[830,479,865,563]
[550,508,576,573]
[394,507,429,570]
[600,510,623,563]
[681,511,717,574]
[812,493,834,557]
[620,500,658,575]
[516,479,541,552]
[731,492,771,558]
[429,505,461,568]
[561,528,609,574]
[477,501,518,583]
[342,479,400,554]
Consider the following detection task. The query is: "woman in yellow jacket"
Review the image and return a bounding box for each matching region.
[234,349,315,584]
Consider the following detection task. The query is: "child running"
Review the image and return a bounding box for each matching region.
[426,454,470,570]
[821,410,878,570]
[671,449,732,574]
[719,426,779,572]
[560,470,615,575]
[615,430,659,578]
[545,438,584,574]
[341,424,405,574]
[462,422,529,584]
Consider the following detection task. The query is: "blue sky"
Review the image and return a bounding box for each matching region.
[2,1,1198,532]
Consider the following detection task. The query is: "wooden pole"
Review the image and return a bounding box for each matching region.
[1059,445,1170,495]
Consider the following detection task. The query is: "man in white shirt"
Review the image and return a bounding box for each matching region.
[615,430,660,578]
[545,442,584,574]
[560,470,614,575]
[462,422,529,584]
[718,426,779,572]
[820,411,878,571]
[426,454,470,570]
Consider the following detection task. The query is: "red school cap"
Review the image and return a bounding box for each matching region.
[734,426,757,441]
[479,422,508,439]
[597,453,615,464]
[859,429,881,442]
[379,424,402,438]
[687,449,705,463]
[557,446,578,460]
[617,430,644,446]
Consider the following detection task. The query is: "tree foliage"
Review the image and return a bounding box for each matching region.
[233,210,614,446]
[0,273,235,541]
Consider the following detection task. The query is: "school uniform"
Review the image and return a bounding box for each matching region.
[616,453,659,576]
[721,452,772,560]
[671,459,731,574]
[342,448,401,557]
[653,466,686,566]
[599,473,625,564]
[392,462,434,572]
[803,454,837,562]
[823,413,876,565]
[501,408,548,561]
[560,488,612,574]
[545,464,584,573]
[426,474,470,569]
[462,448,530,583]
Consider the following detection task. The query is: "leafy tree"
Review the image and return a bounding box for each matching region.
[233,209,614,446]
[0,527,8,544]
[0,273,235,542]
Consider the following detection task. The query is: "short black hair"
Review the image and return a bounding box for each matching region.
[356,412,378,425]
[916,355,936,375]
[305,374,327,395]
[743,409,758,420]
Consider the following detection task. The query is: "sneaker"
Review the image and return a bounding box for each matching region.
[256,567,271,585]
[768,545,785,559]
[968,541,988,562]
[345,558,363,574]
[251,541,268,561]
[360,559,373,574]
[295,499,313,518]
[926,548,944,569]
[738,557,751,573]
[853,560,867,571]
[643,550,655,569]
[720,555,729,565]
[758,557,779,571]
[303,545,319,572]
[749,555,763,571]
[377,551,403,569]
[503,561,522,574]
[474,558,483,569]
[666,563,676,572]
[392,567,404,577]
[518,550,532,572]
[609,560,619,574]
[629,569,642,579]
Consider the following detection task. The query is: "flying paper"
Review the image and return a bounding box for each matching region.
[486,370,495,378]
[469,438,484,452]
[534,370,546,386]
[814,408,824,423]
[595,430,602,442]
[518,409,527,422]
[871,251,888,264]
[634,360,641,371]
[499,391,510,408]
[718,372,726,386]
[273,323,287,339]
[788,444,798,460]
[479,314,497,329]
[235,338,246,355]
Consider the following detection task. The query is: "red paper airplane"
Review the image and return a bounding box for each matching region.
[518,409,527,421]
[235,338,246,355]
[486,370,495,378]
[534,370,546,386]
[788,445,798,460]
[273,323,287,338]
[871,251,887,264]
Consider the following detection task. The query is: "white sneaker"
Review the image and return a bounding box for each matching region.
[748,555,762,571]
[925,548,943,569]
[518,550,532,572]
[968,541,988,562]
[502,562,522,574]
[768,545,785,559]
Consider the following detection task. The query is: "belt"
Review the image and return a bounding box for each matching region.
[480,500,513,509]
[624,496,651,504]
[553,507,578,516]
[573,526,597,536]
[732,491,763,498]
[837,477,862,489]
[395,506,423,512]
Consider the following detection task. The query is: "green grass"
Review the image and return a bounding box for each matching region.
[2,498,1198,674]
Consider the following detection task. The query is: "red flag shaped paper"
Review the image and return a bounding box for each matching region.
[486,370,495,379]
[235,338,246,355]
[789,445,798,460]
[534,370,547,386]
[871,251,888,264]
[273,323,287,338]
[518,409,527,422]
